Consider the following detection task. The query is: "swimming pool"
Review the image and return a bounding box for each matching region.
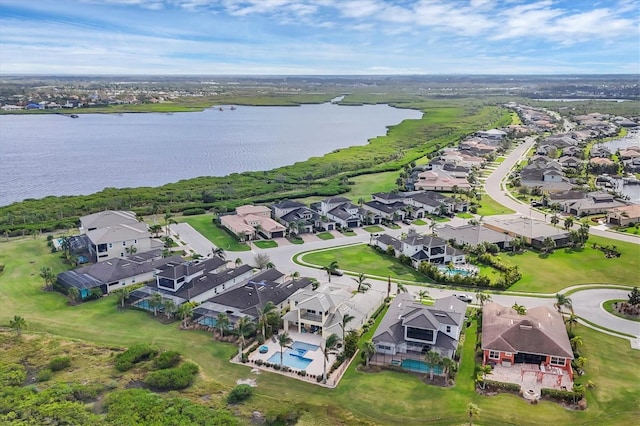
[291,341,320,353]
[401,359,443,375]
[437,266,473,277]
[268,348,313,370]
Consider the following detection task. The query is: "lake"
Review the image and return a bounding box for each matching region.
[0,104,422,206]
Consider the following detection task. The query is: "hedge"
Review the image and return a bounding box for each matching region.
[49,356,71,372]
[227,384,253,404]
[541,387,584,403]
[154,351,181,370]
[114,344,159,372]
[482,379,521,392]
[144,362,199,390]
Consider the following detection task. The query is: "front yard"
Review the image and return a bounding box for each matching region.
[179,214,250,251]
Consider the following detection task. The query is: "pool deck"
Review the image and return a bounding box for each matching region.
[248,331,331,379]
[488,363,573,393]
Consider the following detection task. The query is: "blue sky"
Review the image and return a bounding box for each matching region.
[0,0,638,75]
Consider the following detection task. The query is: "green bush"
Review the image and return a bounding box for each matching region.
[483,379,521,392]
[182,208,206,216]
[154,351,181,369]
[144,362,199,390]
[49,356,71,372]
[227,384,253,404]
[541,387,584,403]
[0,363,27,387]
[114,343,159,372]
[36,368,52,382]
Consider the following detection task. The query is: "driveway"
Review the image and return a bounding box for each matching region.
[170,222,215,256]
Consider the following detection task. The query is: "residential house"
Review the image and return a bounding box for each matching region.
[314,196,363,229]
[618,148,640,160]
[154,257,254,303]
[361,200,403,222]
[56,251,182,300]
[220,204,286,240]
[475,129,507,140]
[407,191,467,215]
[590,145,611,158]
[559,192,628,217]
[374,233,466,267]
[482,216,570,249]
[607,204,640,227]
[372,293,467,366]
[435,224,513,250]
[414,170,471,192]
[482,303,574,388]
[282,283,385,339]
[557,156,582,169]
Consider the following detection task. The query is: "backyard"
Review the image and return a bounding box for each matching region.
[0,237,639,424]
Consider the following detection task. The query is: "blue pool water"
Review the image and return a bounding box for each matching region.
[268,349,313,370]
[198,317,217,327]
[291,341,320,352]
[401,359,443,374]
[437,266,472,277]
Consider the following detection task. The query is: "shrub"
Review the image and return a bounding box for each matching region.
[115,343,159,372]
[182,208,206,216]
[36,368,52,382]
[0,363,27,386]
[49,356,71,372]
[144,362,199,390]
[154,351,181,369]
[541,387,584,403]
[483,380,521,392]
[227,384,253,404]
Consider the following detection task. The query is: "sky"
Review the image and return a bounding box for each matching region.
[0,0,638,75]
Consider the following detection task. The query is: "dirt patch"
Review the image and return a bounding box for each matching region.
[236,378,257,387]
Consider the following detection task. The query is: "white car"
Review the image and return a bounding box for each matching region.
[454,293,473,303]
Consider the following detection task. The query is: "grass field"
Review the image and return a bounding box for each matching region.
[343,171,399,203]
[476,194,516,216]
[299,244,430,283]
[502,235,640,293]
[317,232,335,240]
[0,237,639,425]
[178,214,250,251]
[253,240,278,249]
[363,225,385,233]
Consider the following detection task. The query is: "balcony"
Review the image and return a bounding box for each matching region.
[300,312,323,323]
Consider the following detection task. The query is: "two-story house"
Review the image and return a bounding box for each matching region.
[372,293,467,367]
[220,204,287,240]
[313,196,363,229]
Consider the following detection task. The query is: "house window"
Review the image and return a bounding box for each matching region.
[134,239,137,244]
[550,357,565,366]
[123,241,126,246]
[489,350,500,360]
[406,327,434,342]
[108,243,113,249]
[378,344,392,351]
[446,325,451,333]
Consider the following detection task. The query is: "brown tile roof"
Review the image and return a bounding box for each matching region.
[481,303,573,359]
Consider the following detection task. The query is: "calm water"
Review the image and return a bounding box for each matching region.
[0,104,421,206]
[595,129,640,202]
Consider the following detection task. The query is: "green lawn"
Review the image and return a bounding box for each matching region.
[0,237,639,424]
[178,214,250,251]
[342,230,357,236]
[412,219,427,225]
[363,225,385,233]
[316,232,335,240]
[253,240,278,249]
[504,235,640,293]
[456,212,474,219]
[603,299,640,322]
[475,194,515,216]
[343,170,399,203]
[299,244,430,282]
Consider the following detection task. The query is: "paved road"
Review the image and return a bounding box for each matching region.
[484,137,640,244]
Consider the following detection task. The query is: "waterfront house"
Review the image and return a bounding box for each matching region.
[220,204,286,240]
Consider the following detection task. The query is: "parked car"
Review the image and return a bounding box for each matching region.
[329,269,344,276]
[453,293,473,303]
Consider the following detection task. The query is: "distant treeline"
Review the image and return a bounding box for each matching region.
[0,97,511,236]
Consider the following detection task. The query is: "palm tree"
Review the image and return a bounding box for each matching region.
[149,224,162,238]
[292,271,300,281]
[322,333,340,383]
[396,282,408,295]
[257,301,278,339]
[564,216,574,231]
[177,302,194,328]
[67,287,80,304]
[40,266,55,290]
[542,236,556,254]
[441,357,455,379]
[265,262,275,269]
[322,260,340,282]
[164,210,176,236]
[467,403,480,426]
[163,299,177,319]
[212,247,225,260]
[235,317,256,359]
[554,293,573,314]
[512,302,527,315]
[9,315,27,337]
[277,332,293,368]
[476,364,493,389]
[113,288,130,309]
[216,312,230,337]
[339,313,355,344]
[352,273,371,293]
[425,350,442,380]
[235,258,243,267]
[149,292,163,317]
[362,340,376,367]
[125,245,137,255]
[565,313,579,332]
[475,291,492,308]
[570,335,583,351]
[417,289,430,301]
